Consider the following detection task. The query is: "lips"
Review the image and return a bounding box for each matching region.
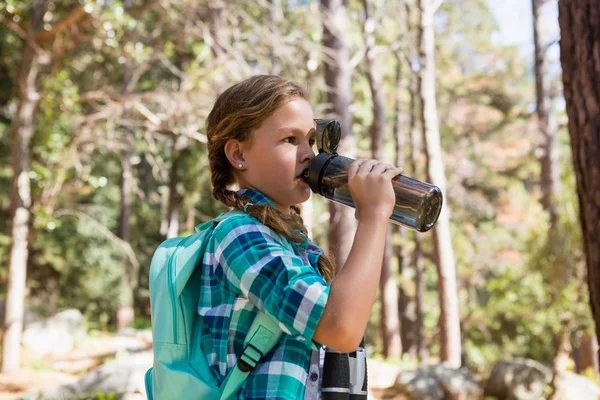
[297,169,309,182]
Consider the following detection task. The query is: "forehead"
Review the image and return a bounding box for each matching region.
[261,98,315,130]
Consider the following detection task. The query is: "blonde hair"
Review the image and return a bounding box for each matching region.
[206,75,335,283]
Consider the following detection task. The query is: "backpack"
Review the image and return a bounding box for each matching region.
[145,210,283,400]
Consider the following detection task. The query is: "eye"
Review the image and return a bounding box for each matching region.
[309,138,316,147]
[283,136,296,144]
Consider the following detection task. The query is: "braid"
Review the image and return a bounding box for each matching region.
[214,177,337,282]
[290,205,336,283]
[246,204,337,283]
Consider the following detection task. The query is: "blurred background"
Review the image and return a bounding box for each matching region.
[1,0,599,399]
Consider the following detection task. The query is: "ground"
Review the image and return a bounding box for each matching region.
[0,333,151,400]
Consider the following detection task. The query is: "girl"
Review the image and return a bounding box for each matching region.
[202,74,402,399]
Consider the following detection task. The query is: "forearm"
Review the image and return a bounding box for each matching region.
[313,217,388,351]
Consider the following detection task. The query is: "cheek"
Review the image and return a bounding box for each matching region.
[268,150,297,173]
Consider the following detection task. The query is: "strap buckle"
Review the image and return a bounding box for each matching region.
[237,342,264,373]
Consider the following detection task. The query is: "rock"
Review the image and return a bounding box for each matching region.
[390,363,481,400]
[393,368,445,399]
[422,364,481,399]
[23,351,153,400]
[22,309,86,355]
[484,358,600,400]
[484,358,551,399]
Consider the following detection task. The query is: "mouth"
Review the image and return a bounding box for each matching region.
[296,169,309,183]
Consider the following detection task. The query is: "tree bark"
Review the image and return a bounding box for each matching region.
[579,332,600,379]
[409,62,427,362]
[405,0,426,362]
[418,0,461,368]
[2,0,47,375]
[361,0,402,360]
[166,140,181,239]
[395,55,413,356]
[558,0,600,368]
[321,0,356,269]
[532,0,561,232]
[116,59,134,330]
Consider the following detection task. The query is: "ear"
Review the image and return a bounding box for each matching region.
[224,139,247,169]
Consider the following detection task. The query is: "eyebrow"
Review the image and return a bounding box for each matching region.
[278,127,316,136]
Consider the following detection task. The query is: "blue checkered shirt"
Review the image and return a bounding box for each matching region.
[198,189,330,399]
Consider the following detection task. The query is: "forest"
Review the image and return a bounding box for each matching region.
[1,0,600,399]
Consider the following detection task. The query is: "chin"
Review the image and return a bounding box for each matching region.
[296,189,312,204]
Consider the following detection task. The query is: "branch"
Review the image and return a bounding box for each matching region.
[0,13,49,59]
[132,100,208,143]
[54,209,140,269]
[35,5,89,43]
[132,101,162,127]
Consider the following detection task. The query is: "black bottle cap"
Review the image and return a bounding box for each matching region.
[304,152,337,195]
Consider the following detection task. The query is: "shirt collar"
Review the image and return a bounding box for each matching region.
[237,189,311,250]
[238,188,276,207]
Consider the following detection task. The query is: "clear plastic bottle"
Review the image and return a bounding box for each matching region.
[302,153,443,232]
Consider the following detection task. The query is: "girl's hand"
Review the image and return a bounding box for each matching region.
[347,159,403,223]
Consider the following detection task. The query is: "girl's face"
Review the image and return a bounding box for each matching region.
[233,98,316,212]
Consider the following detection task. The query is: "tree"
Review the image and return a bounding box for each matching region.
[321,0,356,268]
[2,1,90,374]
[405,1,427,361]
[558,0,600,368]
[532,0,561,232]
[418,0,462,368]
[361,0,402,360]
[532,0,569,395]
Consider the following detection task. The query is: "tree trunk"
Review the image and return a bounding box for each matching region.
[2,0,47,375]
[393,10,415,359]
[166,140,181,239]
[579,332,600,379]
[116,129,134,329]
[116,61,134,330]
[409,64,427,362]
[321,0,356,269]
[532,0,561,232]
[405,0,426,362]
[548,331,571,400]
[361,0,402,360]
[418,0,461,368]
[558,0,600,368]
[269,0,282,75]
[185,207,197,233]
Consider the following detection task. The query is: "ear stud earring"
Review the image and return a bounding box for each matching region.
[238,163,243,169]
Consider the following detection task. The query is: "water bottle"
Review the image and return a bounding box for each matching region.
[302,152,443,232]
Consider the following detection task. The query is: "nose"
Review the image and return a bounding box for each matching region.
[299,140,315,164]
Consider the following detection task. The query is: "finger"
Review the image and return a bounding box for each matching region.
[383,167,403,180]
[348,158,368,179]
[356,159,379,178]
[371,162,394,175]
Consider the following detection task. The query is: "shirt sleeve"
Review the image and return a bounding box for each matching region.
[212,215,330,344]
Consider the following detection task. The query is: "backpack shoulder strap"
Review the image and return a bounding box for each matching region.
[219,312,283,400]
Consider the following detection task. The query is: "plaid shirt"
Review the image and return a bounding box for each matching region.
[198,189,330,399]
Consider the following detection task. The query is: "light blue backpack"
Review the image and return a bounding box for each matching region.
[145,210,283,399]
